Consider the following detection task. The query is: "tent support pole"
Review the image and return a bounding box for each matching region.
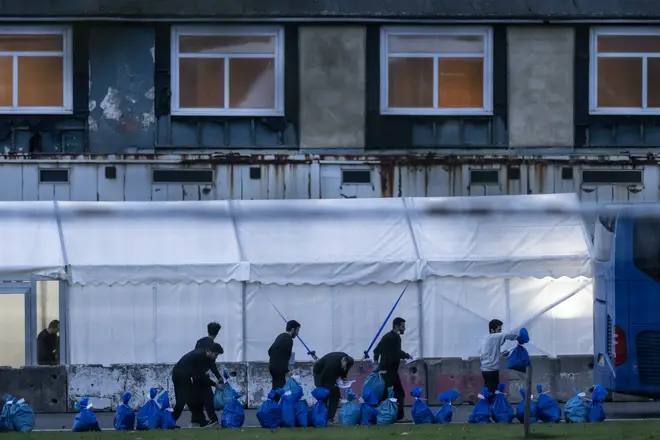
[416,280,424,359]
[241,281,247,362]
[524,364,533,437]
[504,279,511,327]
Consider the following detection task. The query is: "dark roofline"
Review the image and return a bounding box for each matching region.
[1,0,660,20]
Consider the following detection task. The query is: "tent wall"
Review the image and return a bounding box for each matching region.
[67,277,592,364]
[68,282,244,364]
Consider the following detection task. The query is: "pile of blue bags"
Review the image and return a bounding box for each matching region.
[492,384,514,423]
[114,392,136,430]
[0,394,35,433]
[468,387,492,424]
[376,387,399,425]
[222,389,246,428]
[411,388,434,424]
[359,387,379,426]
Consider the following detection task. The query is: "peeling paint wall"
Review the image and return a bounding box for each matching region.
[88,25,155,153]
[67,363,248,411]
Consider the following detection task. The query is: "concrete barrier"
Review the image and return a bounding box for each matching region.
[2,355,649,413]
[66,362,248,411]
[0,366,67,413]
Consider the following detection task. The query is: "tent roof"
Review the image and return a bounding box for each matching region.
[0,194,591,285]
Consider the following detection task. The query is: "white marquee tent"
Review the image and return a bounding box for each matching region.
[0,194,593,365]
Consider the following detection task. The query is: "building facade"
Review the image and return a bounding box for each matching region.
[0,0,657,204]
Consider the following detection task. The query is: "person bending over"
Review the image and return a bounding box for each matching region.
[171,344,223,427]
[313,352,355,422]
[189,322,225,426]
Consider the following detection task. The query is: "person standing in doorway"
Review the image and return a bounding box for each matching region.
[268,320,300,391]
[189,322,225,427]
[36,320,60,366]
[313,352,355,423]
[171,344,224,428]
[373,317,412,422]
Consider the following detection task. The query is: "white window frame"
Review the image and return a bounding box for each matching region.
[380,26,493,116]
[171,25,285,117]
[0,25,73,115]
[590,26,660,116]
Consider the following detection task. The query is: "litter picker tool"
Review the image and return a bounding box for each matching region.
[258,284,318,361]
[362,282,410,360]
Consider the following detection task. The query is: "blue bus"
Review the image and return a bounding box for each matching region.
[593,208,660,397]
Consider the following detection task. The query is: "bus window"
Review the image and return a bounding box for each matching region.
[595,215,615,262]
[633,216,660,281]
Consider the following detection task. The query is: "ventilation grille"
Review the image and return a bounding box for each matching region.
[637,331,660,386]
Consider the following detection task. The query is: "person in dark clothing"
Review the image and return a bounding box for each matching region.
[313,352,354,421]
[268,320,300,391]
[189,322,225,426]
[171,344,223,428]
[36,320,59,365]
[373,317,412,422]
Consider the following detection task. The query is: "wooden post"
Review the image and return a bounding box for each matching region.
[524,364,533,438]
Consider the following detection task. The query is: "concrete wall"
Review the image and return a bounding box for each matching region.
[88,25,156,153]
[507,27,575,147]
[1,355,644,413]
[299,26,366,148]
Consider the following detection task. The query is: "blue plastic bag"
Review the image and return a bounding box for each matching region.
[376,386,398,425]
[257,389,283,429]
[310,387,330,428]
[283,376,300,394]
[136,388,160,430]
[516,389,538,423]
[214,382,235,411]
[434,390,460,424]
[506,328,531,373]
[157,392,178,430]
[411,388,433,425]
[362,368,386,400]
[1,394,34,433]
[491,384,514,424]
[280,385,303,428]
[222,390,245,429]
[295,399,309,427]
[114,392,136,431]
[339,389,362,426]
[0,394,13,432]
[72,397,101,432]
[468,387,492,424]
[564,388,588,423]
[359,387,378,426]
[536,385,560,423]
[588,385,607,422]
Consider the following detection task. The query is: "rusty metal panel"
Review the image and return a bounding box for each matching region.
[0,165,22,201]
[123,165,151,201]
[97,165,126,202]
[70,167,98,201]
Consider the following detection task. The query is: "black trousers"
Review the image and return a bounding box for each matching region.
[270,367,287,402]
[313,373,340,420]
[188,384,217,424]
[172,372,207,424]
[382,369,405,420]
[482,370,500,404]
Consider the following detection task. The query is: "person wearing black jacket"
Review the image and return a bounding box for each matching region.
[373,317,412,421]
[36,320,59,365]
[189,322,225,426]
[268,320,300,390]
[171,344,223,427]
[313,352,354,421]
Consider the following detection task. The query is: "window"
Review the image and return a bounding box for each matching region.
[590,27,660,115]
[39,169,69,183]
[633,216,660,281]
[380,26,492,115]
[0,26,72,114]
[171,25,284,117]
[152,169,214,184]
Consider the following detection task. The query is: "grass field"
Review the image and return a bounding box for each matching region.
[4,422,660,440]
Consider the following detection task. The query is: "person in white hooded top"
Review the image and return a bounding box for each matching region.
[479,319,519,403]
